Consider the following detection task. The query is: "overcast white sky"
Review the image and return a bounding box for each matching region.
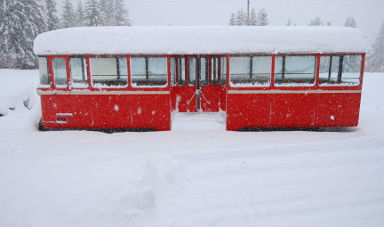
[66,0,384,44]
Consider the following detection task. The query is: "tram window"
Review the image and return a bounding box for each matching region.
[220,57,227,86]
[230,57,249,85]
[211,57,219,85]
[131,57,167,87]
[341,55,361,85]
[170,57,176,86]
[90,57,127,87]
[131,57,146,83]
[319,55,361,86]
[118,57,128,82]
[342,55,361,84]
[275,55,316,86]
[170,57,186,86]
[252,56,271,85]
[70,57,88,87]
[230,56,271,87]
[188,58,197,86]
[52,58,67,87]
[38,57,49,86]
[319,56,340,85]
[200,57,208,86]
[178,58,186,85]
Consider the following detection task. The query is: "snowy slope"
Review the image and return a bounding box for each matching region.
[0,70,383,227]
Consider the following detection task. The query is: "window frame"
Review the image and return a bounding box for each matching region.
[211,57,219,86]
[210,56,227,86]
[51,57,68,88]
[274,55,317,87]
[170,56,186,87]
[130,56,169,88]
[69,56,89,88]
[89,56,129,88]
[199,57,209,87]
[319,54,362,87]
[220,56,228,87]
[38,57,50,88]
[41,53,364,91]
[188,56,197,86]
[229,55,273,87]
[178,57,186,86]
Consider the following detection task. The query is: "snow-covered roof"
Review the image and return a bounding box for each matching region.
[34,26,367,55]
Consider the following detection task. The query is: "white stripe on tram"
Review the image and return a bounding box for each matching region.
[38,90,171,95]
[227,90,362,94]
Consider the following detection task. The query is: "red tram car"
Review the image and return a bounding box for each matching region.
[33,26,366,131]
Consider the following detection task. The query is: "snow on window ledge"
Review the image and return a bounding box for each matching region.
[274,83,315,87]
[319,82,360,87]
[92,84,129,89]
[71,83,89,88]
[131,83,168,88]
[229,82,271,88]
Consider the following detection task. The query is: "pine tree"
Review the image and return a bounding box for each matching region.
[240,10,247,25]
[367,22,384,72]
[0,0,4,20]
[44,0,60,30]
[345,16,357,28]
[0,0,7,68]
[100,0,114,25]
[84,0,103,26]
[75,1,85,27]
[229,8,263,26]
[235,10,241,26]
[249,8,257,26]
[309,17,323,26]
[256,8,268,26]
[235,10,247,26]
[62,0,76,28]
[0,0,48,69]
[99,0,108,25]
[114,0,130,26]
[229,13,236,26]
[286,18,292,26]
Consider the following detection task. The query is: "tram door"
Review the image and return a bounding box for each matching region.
[171,56,223,112]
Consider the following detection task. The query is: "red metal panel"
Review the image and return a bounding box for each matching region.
[171,86,197,112]
[226,92,361,130]
[360,53,366,87]
[315,93,361,127]
[127,56,132,88]
[271,93,317,127]
[171,85,222,112]
[219,86,227,111]
[200,86,221,112]
[226,93,272,130]
[41,94,171,131]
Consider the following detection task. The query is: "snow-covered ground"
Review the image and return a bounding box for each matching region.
[0,69,383,227]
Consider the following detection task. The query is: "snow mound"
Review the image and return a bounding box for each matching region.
[34,26,367,55]
[0,70,39,120]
